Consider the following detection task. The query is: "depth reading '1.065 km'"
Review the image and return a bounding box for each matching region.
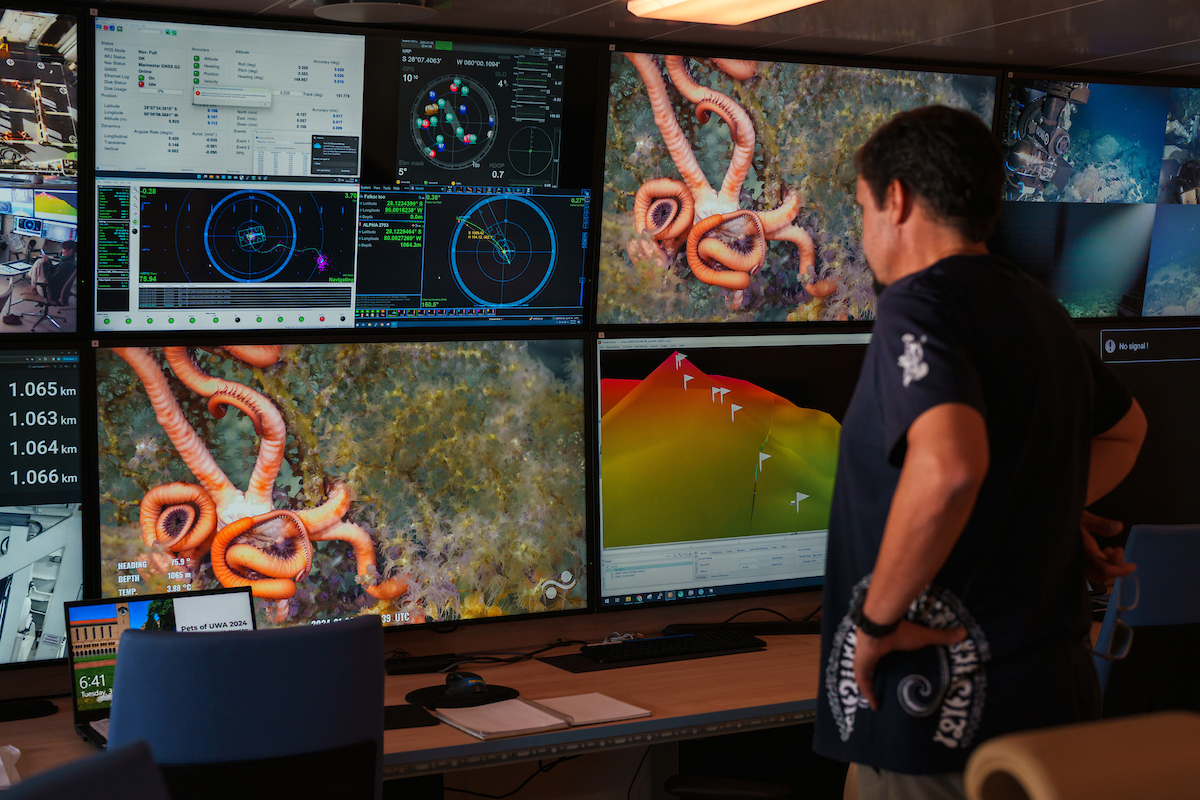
[0,352,83,505]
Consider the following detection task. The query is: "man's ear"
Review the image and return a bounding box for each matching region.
[887,179,914,225]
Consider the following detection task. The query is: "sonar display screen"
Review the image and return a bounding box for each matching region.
[137,187,356,284]
[354,187,588,327]
[396,39,565,189]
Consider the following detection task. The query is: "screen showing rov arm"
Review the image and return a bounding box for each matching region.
[96,18,365,180]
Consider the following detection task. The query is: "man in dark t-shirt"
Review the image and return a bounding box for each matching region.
[813,107,1147,798]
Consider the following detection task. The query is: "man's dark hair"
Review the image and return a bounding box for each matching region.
[856,105,1003,242]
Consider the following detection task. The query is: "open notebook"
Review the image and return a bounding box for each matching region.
[436,693,651,740]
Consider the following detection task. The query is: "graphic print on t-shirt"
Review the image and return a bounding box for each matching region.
[824,575,991,749]
[898,333,930,387]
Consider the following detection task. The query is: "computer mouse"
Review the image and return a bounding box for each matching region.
[444,671,488,697]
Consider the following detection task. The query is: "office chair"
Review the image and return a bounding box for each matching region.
[964,711,1200,800]
[3,741,169,800]
[1092,524,1200,716]
[107,615,385,800]
[19,263,75,331]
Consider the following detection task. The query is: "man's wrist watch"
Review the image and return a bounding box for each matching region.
[849,600,900,638]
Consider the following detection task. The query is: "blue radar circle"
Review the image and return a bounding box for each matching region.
[449,194,558,308]
[202,190,297,283]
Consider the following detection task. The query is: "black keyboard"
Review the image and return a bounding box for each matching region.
[579,631,766,664]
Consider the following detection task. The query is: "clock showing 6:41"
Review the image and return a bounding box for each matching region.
[79,673,108,691]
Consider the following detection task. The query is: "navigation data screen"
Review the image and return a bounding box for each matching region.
[355,187,587,327]
[0,349,83,665]
[396,39,565,189]
[96,18,363,180]
[94,18,365,333]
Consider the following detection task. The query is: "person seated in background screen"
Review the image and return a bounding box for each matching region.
[1,239,76,325]
[813,106,1147,800]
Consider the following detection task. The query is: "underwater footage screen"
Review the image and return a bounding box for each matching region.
[993,80,1200,318]
[596,53,997,324]
[95,341,587,627]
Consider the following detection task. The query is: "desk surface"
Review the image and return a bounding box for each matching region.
[0,635,822,781]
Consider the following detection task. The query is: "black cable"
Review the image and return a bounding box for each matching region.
[439,639,590,672]
[445,756,579,798]
[800,603,822,622]
[711,606,793,632]
[627,746,651,800]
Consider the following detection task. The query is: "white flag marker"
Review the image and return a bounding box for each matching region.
[790,492,810,512]
[675,353,687,369]
[730,403,742,421]
[683,374,694,390]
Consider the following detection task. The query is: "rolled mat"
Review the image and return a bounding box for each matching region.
[965,711,1200,800]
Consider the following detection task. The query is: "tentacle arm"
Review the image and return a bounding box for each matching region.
[711,59,758,81]
[633,178,695,241]
[210,511,313,602]
[112,348,240,510]
[218,345,283,369]
[686,211,767,290]
[757,189,802,234]
[164,347,287,512]
[139,482,217,556]
[625,53,715,208]
[768,223,834,296]
[310,522,410,600]
[294,481,352,536]
[664,56,755,208]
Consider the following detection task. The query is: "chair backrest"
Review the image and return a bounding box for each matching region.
[108,615,384,800]
[1094,524,1200,696]
[52,267,76,306]
[3,741,169,800]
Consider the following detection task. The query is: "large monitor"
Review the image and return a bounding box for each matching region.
[0,348,84,667]
[93,18,599,333]
[94,339,587,628]
[596,53,997,325]
[1086,323,1200,525]
[0,8,78,334]
[991,77,1200,319]
[596,332,868,608]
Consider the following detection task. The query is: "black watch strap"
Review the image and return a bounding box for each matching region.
[850,602,900,638]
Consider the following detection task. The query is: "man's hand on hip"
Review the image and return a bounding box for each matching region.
[853,622,968,711]
[1080,509,1136,586]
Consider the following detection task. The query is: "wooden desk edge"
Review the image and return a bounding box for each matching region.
[383,699,818,778]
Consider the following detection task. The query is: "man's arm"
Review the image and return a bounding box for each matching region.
[853,402,988,709]
[1087,399,1146,505]
[1081,400,1147,583]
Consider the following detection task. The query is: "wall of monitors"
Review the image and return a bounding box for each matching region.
[3,5,1192,641]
